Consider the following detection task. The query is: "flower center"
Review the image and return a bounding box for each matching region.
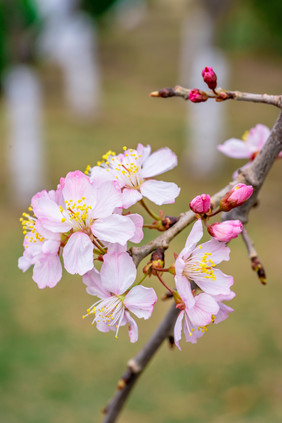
[183,247,216,282]
[83,295,125,338]
[63,197,92,231]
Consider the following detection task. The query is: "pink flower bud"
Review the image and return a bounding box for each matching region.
[207,220,243,242]
[220,184,253,212]
[201,67,217,90]
[189,194,211,214]
[189,89,208,103]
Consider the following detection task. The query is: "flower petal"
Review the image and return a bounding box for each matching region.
[82,268,110,298]
[192,238,230,265]
[142,147,178,178]
[185,219,203,250]
[174,311,184,350]
[217,138,251,158]
[188,293,219,327]
[33,254,62,289]
[195,269,233,296]
[125,311,139,343]
[92,181,122,218]
[92,214,135,245]
[62,170,95,204]
[127,213,144,243]
[140,180,180,205]
[121,188,142,209]
[101,252,136,295]
[63,232,94,275]
[124,286,157,319]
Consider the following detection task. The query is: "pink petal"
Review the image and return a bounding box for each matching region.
[125,311,139,343]
[214,302,234,324]
[192,238,230,265]
[18,255,31,272]
[63,232,94,275]
[175,274,195,308]
[127,213,144,243]
[248,124,270,150]
[101,252,136,295]
[188,293,219,327]
[185,219,203,250]
[92,181,122,218]
[121,188,142,209]
[92,214,135,245]
[217,139,251,158]
[82,268,110,298]
[137,143,151,165]
[124,286,157,319]
[33,254,62,289]
[140,180,180,205]
[195,269,233,296]
[33,197,72,233]
[142,147,178,178]
[62,171,95,204]
[174,311,184,350]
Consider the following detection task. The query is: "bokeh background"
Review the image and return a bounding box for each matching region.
[1,1,282,422]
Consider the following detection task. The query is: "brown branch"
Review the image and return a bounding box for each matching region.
[241,227,267,285]
[103,304,178,423]
[150,86,282,108]
[103,108,282,423]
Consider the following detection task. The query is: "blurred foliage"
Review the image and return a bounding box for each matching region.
[218,0,282,54]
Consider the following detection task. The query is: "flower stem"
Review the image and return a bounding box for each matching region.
[139,199,161,221]
[156,273,174,295]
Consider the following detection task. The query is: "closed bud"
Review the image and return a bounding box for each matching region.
[189,89,208,103]
[189,194,211,214]
[207,220,243,242]
[220,184,253,211]
[201,66,217,90]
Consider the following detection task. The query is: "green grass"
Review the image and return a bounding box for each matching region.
[1,4,282,423]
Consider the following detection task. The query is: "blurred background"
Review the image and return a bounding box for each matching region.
[1,0,282,422]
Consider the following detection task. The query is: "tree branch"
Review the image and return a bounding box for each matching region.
[150,86,282,108]
[103,304,178,423]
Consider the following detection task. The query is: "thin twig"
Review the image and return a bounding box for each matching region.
[241,227,267,285]
[150,86,282,108]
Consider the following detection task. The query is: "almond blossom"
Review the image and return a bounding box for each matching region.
[82,251,158,342]
[175,219,233,299]
[89,144,180,208]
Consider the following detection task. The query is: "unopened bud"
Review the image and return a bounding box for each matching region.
[189,194,211,214]
[207,220,243,242]
[189,89,208,103]
[220,184,253,211]
[201,66,217,90]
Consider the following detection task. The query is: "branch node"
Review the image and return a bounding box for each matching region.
[127,359,142,374]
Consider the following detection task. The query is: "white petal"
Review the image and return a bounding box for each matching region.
[33,254,62,289]
[101,252,136,295]
[142,147,178,178]
[121,188,142,209]
[125,311,139,343]
[174,311,184,350]
[185,219,203,250]
[82,268,110,298]
[124,286,157,319]
[92,181,122,218]
[92,214,135,245]
[140,180,180,205]
[217,139,251,158]
[63,232,94,275]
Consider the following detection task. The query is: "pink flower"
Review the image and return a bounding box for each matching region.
[188,89,208,103]
[18,215,62,288]
[173,285,219,349]
[82,251,158,342]
[201,66,217,90]
[207,220,243,242]
[220,184,253,211]
[189,194,211,214]
[217,124,278,160]
[90,144,180,208]
[213,291,236,324]
[175,219,233,298]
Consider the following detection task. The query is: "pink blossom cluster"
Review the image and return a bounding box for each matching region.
[18,144,180,342]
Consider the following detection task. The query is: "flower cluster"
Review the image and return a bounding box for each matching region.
[18,141,244,348]
[18,144,180,342]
